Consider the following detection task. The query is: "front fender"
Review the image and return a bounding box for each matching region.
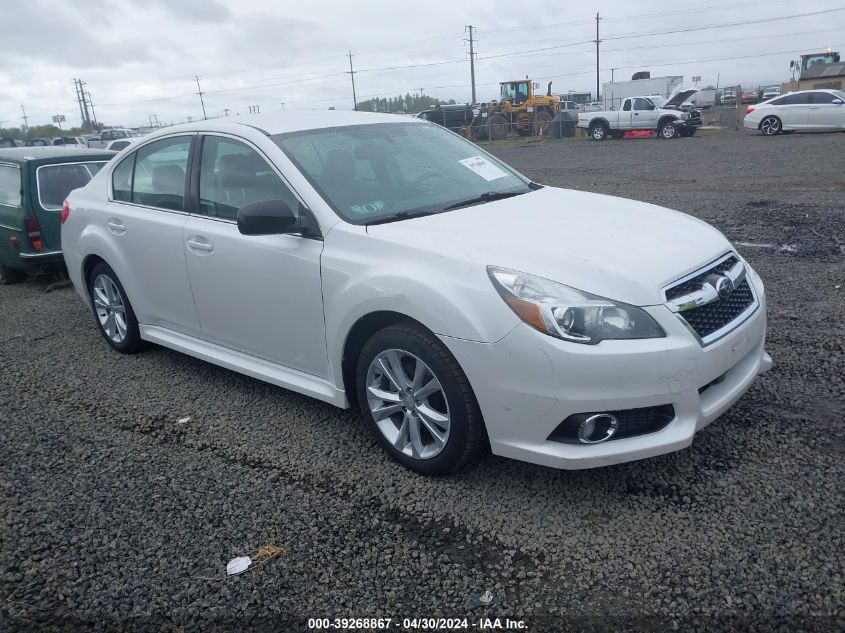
[321,227,520,389]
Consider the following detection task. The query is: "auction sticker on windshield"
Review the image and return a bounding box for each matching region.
[459,156,507,181]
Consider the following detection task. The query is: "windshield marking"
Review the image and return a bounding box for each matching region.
[458,156,508,182]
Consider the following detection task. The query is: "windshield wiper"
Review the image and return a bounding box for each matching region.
[365,210,441,226]
[441,190,528,211]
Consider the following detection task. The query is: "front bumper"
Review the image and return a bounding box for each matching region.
[440,273,770,470]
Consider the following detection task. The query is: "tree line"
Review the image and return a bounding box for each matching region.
[356,93,458,114]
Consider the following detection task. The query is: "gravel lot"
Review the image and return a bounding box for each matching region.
[1,129,843,632]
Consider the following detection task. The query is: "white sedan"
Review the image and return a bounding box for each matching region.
[744,89,845,135]
[62,112,771,474]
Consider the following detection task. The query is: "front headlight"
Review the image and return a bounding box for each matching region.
[681,112,690,120]
[488,266,665,344]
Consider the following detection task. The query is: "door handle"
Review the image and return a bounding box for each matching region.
[634,112,639,115]
[186,238,213,253]
[107,219,126,235]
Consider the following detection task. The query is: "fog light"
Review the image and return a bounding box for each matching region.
[578,414,618,444]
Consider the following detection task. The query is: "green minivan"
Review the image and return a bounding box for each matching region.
[0,147,114,283]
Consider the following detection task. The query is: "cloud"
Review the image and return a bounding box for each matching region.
[138,0,231,22]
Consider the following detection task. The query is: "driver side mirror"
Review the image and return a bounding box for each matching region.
[237,199,320,239]
[833,99,844,105]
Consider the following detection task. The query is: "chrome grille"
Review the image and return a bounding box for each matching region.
[681,279,754,339]
[663,253,758,345]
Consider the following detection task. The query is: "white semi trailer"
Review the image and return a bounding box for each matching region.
[601,76,683,110]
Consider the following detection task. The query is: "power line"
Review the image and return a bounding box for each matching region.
[603,8,845,42]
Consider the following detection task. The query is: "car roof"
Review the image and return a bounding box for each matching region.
[0,147,116,165]
[142,110,420,139]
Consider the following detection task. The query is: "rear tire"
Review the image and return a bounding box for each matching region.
[0,263,26,285]
[760,116,781,136]
[356,322,485,475]
[589,123,608,141]
[87,262,143,354]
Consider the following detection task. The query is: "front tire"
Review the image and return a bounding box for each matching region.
[356,322,484,475]
[760,116,781,135]
[659,120,679,139]
[488,114,509,141]
[87,262,143,353]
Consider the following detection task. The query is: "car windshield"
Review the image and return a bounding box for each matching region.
[274,122,531,225]
[37,161,106,209]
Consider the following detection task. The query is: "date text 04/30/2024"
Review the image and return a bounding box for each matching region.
[307,617,528,630]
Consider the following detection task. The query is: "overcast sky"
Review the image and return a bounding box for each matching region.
[1,0,843,129]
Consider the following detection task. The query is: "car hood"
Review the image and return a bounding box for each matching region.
[663,89,699,108]
[365,187,731,306]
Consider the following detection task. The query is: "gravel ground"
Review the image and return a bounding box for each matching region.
[1,129,843,632]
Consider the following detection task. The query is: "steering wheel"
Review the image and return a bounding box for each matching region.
[412,172,447,189]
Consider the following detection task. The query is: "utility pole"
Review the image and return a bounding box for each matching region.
[78,80,92,132]
[223,108,230,117]
[280,102,285,110]
[465,25,477,104]
[85,89,98,130]
[74,79,87,130]
[594,13,601,103]
[195,76,207,120]
[347,51,358,111]
[20,104,29,137]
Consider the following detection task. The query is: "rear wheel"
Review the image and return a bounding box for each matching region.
[760,116,781,136]
[488,114,509,141]
[589,123,608,141]
[659,120,679,139]
[0,263,26,285]
[356,322,484,475]
[87,262,143,353]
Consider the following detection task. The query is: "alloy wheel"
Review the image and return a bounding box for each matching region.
[591,126,606,140]
[661,123,677,139]
[760,116,780,135]
[365,349,450,460]
[93,274,128,344]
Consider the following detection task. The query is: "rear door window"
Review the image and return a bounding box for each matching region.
[0,164,22,207]
[810,92,838,104]
[131,136,191,210]
[36,162,106,210]
[778,93,811,105]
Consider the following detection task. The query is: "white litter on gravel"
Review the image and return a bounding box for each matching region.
[735,242,776,248]
[176,416,191,424]
[226,556,251,575]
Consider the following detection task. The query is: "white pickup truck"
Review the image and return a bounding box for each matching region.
[577,90,701,141]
